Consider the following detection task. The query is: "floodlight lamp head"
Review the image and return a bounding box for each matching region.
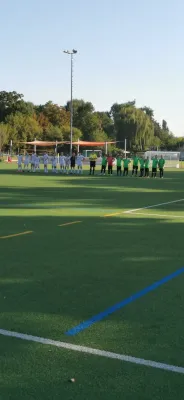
[73,49,77,54]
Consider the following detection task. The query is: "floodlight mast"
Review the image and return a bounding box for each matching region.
[63,50,78,155]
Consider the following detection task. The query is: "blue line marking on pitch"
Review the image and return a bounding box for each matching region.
[65,267,184,336]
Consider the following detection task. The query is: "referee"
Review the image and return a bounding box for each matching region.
[89,151,97,175]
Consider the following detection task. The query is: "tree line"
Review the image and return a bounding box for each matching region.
[0,90,183,152]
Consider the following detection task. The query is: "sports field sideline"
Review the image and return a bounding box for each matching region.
[0,163,184,399]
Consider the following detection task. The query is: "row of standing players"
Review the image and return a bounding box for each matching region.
[17,152,165,178]
[17,152,85,173]
[98,154,165,178]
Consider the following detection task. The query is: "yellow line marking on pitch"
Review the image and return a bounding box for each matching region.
[104,212,122,217]
[58,221,82,227]
[0,231,33,239]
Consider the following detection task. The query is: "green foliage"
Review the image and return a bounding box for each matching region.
[41,101,70,126]
[0,91,180,152]
[94,112,114,138]
[141,106,154,119]
[15,101,35,116]
[90,129,109,143]
[43,124,63,141]
[111,103,154,151]
[0,123,9,150]
[162,119,169,131]
[66,99,97,140]
[6,113,43,146]
[62,126,82,142]
[66,99,94,118]
[0,91,23,122]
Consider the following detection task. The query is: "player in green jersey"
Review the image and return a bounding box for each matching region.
[101,154,107,175]
[139,157,145,177]
[116,155,122,176]
[158,155,165,178]
[132,154,139,176]
[123,156,131,176]
[152,156,159,178]
[145,157,150,177]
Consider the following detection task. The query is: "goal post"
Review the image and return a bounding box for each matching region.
[144,151,180,168]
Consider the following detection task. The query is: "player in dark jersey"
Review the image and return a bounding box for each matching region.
[70,152,76,174]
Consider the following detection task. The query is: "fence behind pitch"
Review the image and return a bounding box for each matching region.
[145,151,180,168]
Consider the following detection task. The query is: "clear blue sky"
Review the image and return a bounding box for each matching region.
[1,0,184,136]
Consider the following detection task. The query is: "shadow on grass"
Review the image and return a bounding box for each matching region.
[0,213,184,330]
[0,169,184,391]
[0,213,184,399]
[1,332,184,400]
[1,165,184,400]
[1,173,184,212]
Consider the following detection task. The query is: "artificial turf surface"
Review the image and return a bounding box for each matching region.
[0,163,184,399]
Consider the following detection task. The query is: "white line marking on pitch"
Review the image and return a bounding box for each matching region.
[0,328,184,375]
[130,212,184,219]
[124,198,184,214]
[104,198,184,217]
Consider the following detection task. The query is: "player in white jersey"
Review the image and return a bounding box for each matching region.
[35,155,40,172]
[76,153,84,174]
[59,152,66,173]
[52,154,57,173]
[24,153,30,171]
[43,152,49,173]
[17,154,22,172]
[31,153,36,172]
[65,154,70,174]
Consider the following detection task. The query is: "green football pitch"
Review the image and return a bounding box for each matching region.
[0,163,184,399]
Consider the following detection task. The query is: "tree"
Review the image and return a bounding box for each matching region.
[6,113,43,146]
[36,113,50,131]
[65,99,97,139]
[44,124,63,141]
[163,133,178,150]
[110,101,136,119]
[94,112,114,138]
[65,99,101,141]
[141,106,154,119]
[62,126,82,142]
[42,101,70,126]
[65,99,94,121]
[0,91,24,122]
[16,101,35,116]
[111,103,154,151]
[90,129,109,143]
[0,90,181,151]
[153,120,174,149]
[162,119,169,131]
[81,113,101,141]
[0,123,8,151]
[149,134,161,149]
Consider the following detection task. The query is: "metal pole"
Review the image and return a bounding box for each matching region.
[63,49,77,155]
[63,50,77,155]
[105,141,107,154]
[125,138,127,156]
[70,54,73,155]
[77,138,80,153]
[10,140,12,156]
[34,138,36,153]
